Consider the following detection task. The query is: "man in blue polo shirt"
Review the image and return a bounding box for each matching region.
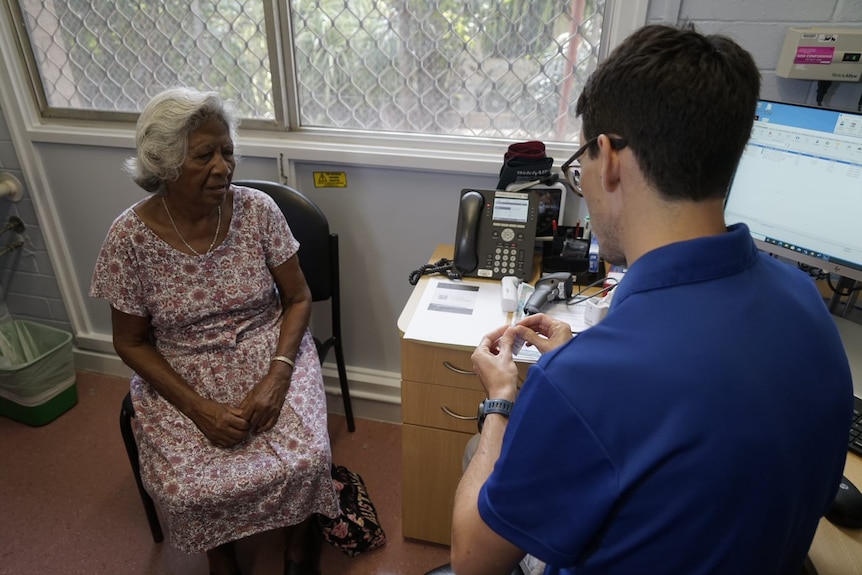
[450,24,853,575]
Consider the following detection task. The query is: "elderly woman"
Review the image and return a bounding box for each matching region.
[90,87,338,575]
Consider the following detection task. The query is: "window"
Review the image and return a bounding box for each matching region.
[11,0,620,144]
[12,0,273,121]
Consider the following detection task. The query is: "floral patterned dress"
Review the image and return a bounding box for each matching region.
[90,186,339,553]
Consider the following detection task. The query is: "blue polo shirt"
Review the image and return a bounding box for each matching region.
[479,224,853,574]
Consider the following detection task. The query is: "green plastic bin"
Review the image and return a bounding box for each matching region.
[0,320,76,426]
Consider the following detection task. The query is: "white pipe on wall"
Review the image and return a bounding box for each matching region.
[0,173,23,202]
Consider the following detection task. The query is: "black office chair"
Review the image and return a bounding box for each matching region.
[233,179,355,432]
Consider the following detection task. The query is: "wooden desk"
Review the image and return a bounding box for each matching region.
[397,247,862,572]
[812,317,862,573]
[808,453,862,574]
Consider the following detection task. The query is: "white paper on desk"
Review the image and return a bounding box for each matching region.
[510,283,592,363]
[403,279,508,348]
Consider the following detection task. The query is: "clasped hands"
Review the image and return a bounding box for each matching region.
[472,313,573,399]
[193,371,290,448]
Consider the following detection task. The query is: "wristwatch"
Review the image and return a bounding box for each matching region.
[477,398,514,432]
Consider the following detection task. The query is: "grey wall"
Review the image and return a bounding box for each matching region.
[1,0,861,379]
[291,163,499,372]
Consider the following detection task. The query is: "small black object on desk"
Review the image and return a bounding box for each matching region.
[541,225,598,284]
[825,475,862,529]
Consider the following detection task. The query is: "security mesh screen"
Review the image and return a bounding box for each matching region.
[290,0,604,140]
[16,0,604,141]
[17,0,273,119]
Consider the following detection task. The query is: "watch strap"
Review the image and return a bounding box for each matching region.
[478,398,514,432]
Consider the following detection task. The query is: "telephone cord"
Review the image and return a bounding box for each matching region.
[408,258,461,285]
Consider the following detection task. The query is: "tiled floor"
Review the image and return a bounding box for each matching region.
[0,371,450,575]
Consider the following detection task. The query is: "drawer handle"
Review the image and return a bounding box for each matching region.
[441,405,478,421]
[442,361,526,384]
[442,361,475,375]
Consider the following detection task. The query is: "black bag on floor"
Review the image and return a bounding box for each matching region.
[315,464,386,557]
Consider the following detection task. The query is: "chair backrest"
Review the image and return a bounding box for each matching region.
[233,179,333,302]
[233,179,353,431]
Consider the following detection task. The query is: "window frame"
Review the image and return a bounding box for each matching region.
[2,0,649,173]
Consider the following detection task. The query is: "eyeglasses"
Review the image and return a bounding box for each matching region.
[561,136,628,197]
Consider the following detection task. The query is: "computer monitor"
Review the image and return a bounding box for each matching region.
[533,185,565,241]
[724,99,862,283]
[505,179,569,242]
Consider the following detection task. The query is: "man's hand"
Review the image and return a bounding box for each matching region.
[512,313,573,354]
[191,399,251,448]
[472,324,520,401]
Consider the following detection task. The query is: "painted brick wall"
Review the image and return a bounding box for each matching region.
[0,103,70,331]
[649,0,862,109]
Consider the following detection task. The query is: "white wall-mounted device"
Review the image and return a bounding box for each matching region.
[776,27,862,82]
[0,173,23,202]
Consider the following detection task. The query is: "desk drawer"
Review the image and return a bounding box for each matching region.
[401,339,483,390]
[402,423,474,545]
[402,380,485,433]
[401,339,534,390]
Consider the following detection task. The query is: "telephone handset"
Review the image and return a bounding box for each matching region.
[453,188,539,281]
[454,190,484,274]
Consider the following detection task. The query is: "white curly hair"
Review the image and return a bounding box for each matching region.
[125,87,239,193]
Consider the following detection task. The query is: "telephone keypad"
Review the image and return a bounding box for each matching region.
[488,243,525,276]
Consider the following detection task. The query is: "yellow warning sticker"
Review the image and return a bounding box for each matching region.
[313,172,348,188]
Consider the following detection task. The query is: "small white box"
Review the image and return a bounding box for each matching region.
[584,297,610,327]
[776,27,862,81]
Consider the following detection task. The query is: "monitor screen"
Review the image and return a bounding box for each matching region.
[724,99,862,283]
[532,186,565,241]
[504,181,567,242]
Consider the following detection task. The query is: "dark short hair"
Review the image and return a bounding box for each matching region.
[575,24,760,201]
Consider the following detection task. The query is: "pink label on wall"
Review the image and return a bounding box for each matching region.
[794,46,835,65]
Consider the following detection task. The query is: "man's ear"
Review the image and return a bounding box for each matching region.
[597,134,622,193]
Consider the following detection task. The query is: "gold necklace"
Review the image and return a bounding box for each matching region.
[161,196,222,256]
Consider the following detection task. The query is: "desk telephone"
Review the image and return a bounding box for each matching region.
[453,188,539,281]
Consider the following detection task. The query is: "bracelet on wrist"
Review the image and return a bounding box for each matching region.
[271,355,295,369]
